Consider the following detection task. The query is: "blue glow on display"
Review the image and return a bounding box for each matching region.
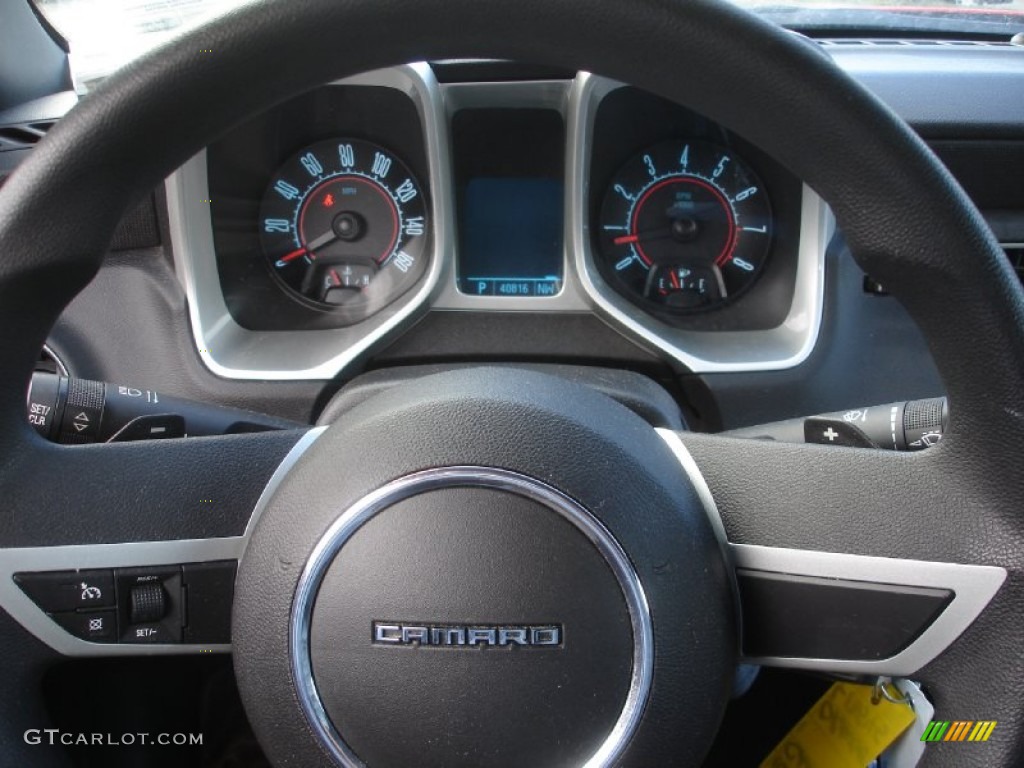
[458,177,563,297]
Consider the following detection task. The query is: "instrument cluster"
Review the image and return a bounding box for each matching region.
[177,65,824,380]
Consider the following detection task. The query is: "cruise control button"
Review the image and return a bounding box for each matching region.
[26,371,61,439]
[57,377,104,443]
[130,582,167,624]
[14,569,115,612]
[122,622,178,644]
[53,610,117,642]
[116,566,183,644]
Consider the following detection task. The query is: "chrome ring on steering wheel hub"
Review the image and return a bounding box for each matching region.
[289,466,653,768]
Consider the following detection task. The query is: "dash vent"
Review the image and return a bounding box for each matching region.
[865,243,1024,297]
[1004,244,1024,284]
[0,121,56,152]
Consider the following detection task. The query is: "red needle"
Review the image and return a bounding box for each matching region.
[614,234,639,245]
[276,247,307,267]
[670,270,680,289]
[329,269,342,287]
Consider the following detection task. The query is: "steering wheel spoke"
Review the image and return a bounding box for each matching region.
[673,431,1013,695]
[3,429,305,547]
[678,433,1011,565]
[0,429,309,660]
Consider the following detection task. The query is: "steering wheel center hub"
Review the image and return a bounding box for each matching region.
[292,467,649,767]
[233,368,735,767]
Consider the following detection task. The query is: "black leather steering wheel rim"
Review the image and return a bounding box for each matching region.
[0,0,1021,766]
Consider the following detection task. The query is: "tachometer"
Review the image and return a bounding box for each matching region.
[597,139,771,313]
[259,138,428,322]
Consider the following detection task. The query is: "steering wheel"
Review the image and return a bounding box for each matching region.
[0,0,1020,766]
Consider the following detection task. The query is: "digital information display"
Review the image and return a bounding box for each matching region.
[460,178,562,296]
[453,109,565,297]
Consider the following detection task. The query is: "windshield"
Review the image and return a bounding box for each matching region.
[34,0,1024,90]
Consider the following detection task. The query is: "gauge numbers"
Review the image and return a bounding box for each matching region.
[259,138,429,324]
[598,139,772,313]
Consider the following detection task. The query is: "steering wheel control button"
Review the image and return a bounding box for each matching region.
[728,397,950,453]
[57,376,104,443]
[53,609,117,643]
[14,560,239,646]
[129,582,166,624]
[26,371,62,439]
[291,468,651,768]
[26,371,301,445]
[803,416,876,448]
[14,569,115,612]
[115,567,183,644]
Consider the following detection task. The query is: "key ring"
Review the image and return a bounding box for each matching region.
[871,676,914,709]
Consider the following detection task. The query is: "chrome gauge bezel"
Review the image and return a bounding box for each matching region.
[166,64,452,381]
[258,138,431,320]
[568,74,833,374]
[594,137,775,315]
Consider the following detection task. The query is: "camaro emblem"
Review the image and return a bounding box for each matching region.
[372,622,562,648]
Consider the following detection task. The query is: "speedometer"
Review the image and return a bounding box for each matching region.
[259,138,429,323]
[597,139,772,313]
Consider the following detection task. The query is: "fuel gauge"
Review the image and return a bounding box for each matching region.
[648,265,725,310]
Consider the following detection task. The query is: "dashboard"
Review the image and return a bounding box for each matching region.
[14,40,1018,433]
[167,64,828,380]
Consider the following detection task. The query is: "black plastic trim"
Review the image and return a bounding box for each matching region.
[738,569,953,661]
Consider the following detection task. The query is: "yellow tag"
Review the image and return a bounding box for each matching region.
[760,682,916,768]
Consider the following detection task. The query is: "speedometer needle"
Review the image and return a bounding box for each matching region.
[275,230,339,267]
[276,247,307,267]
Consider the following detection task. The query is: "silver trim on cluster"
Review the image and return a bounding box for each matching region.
[0,427,326,656]
[166,65,452,380]
[289,466,654,768]
[567,73,834,373]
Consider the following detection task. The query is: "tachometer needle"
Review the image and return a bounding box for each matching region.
[613,234,640,245]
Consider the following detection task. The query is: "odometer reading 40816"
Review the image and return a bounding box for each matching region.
[259,138,429,324]
[597,139,772,313]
